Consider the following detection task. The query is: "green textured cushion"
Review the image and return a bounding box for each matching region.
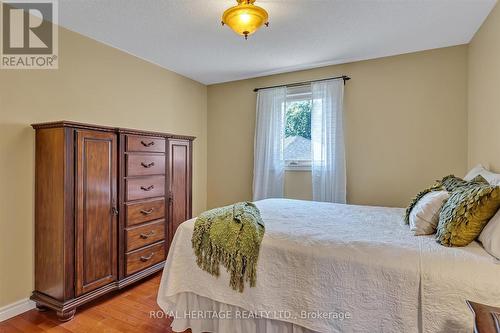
[440,174,487,192]
[470,174,489,184]
[436,181,500,247]
[404,175,488,225]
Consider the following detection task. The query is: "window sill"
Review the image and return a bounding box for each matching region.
[285,166,311,172]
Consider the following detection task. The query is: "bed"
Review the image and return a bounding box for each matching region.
[157,199,500,333]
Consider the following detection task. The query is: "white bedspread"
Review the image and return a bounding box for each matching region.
[157,199,500,333]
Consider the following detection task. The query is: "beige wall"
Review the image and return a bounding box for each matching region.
[0,27,207,307]
[284,171,312,200]
[207,46,469,209]
[468,3,500,171]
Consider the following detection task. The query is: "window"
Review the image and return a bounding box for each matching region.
[254,80,345,202]
[284,85,312,170]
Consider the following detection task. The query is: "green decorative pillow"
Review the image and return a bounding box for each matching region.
[440,175,467,191]
[404,175,489,225]
[470,174,489,184]
[436,181,500,247]
[440,174,487,192]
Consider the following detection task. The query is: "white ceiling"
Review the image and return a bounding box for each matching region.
[57,0,497,85]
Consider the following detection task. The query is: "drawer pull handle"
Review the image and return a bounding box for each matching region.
[140,208,154,215]
[140,253,154,262]
[141,141,155,147]
[140,185,154,191]
[141,161,155,168]
[140,231,156,239]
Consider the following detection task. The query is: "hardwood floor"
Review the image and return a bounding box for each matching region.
[0,273,189,333]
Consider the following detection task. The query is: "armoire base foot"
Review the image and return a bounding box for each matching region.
[56,309,76,322]
[35,303,49,312]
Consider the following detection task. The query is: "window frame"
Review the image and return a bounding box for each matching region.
[284,85,312,171]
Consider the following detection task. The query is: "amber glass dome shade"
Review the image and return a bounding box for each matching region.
[222,0,269,39]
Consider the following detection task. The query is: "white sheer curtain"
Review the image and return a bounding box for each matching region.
[311,79,346,203]
[253,87,287,201]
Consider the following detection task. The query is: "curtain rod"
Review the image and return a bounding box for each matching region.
[253,75,351,92]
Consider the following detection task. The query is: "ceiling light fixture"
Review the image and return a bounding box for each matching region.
[221,0,269,40]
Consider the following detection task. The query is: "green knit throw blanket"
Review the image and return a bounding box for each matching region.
[192,202,265,292]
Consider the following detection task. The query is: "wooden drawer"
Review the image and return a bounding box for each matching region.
[126,199,165,227]
[126,135,165,153]
[126,242,165,275]
[126,154,165,177]
[126,176,165,201]
[125,220,165,252]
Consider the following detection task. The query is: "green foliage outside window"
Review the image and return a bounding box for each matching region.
[285,101,312,139]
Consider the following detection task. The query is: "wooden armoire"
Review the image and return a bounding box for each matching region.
[30,121,193,321]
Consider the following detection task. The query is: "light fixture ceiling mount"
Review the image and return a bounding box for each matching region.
[221,0,269,40]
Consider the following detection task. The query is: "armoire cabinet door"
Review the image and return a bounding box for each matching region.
[168,139,192,243]
[75,130,118,296]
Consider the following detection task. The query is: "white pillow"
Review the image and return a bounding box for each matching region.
[479,209,500,260]
[409,191,449,236]
[464,164,500,185]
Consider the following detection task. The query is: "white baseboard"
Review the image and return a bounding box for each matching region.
[0,298,36,322]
